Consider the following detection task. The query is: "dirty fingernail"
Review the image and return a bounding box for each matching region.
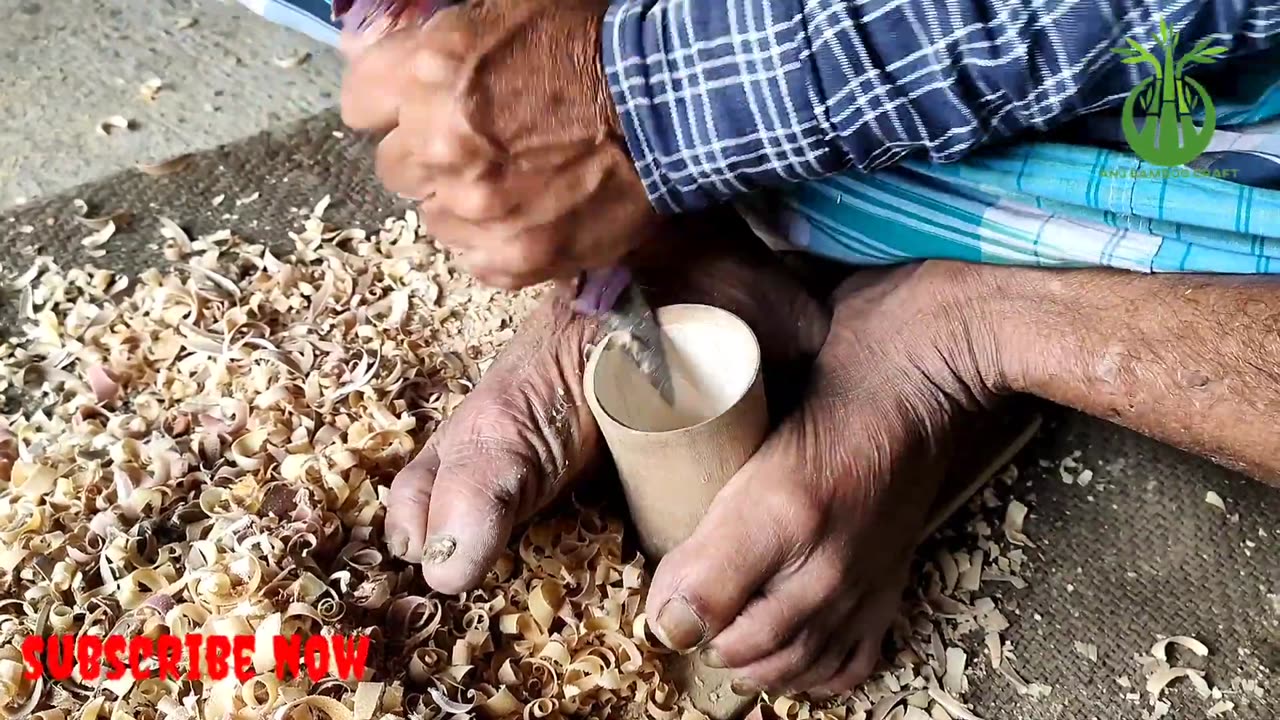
[700,648,726,669]
[730,679,759,696]
[386,533,408,559]
[423,534,457,564]
[653,598,705,651]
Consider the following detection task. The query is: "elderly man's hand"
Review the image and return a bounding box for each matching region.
[643,261,1006,695]
[383,214,830,592]
[340,0,656,290]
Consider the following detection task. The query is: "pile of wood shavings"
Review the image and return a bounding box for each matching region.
[0,199,1043,720]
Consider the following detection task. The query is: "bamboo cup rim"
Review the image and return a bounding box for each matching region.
[584,304,762,437]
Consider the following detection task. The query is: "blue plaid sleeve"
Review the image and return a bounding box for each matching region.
[603,0,1280,214]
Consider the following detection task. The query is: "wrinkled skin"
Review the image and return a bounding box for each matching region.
[644,263,1003,694]
[384,211,832,591]
[385,211,1004,694]
[340,0,654,289]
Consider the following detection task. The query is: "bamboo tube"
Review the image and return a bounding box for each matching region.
[583,303,767,560]
[584,303,766,720]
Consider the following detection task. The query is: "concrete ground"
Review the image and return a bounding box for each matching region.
[2,0,341,208]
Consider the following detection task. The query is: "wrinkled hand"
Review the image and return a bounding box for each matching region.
[341,0,656,290]
[384,213,830,593]
[643,262,1005,695]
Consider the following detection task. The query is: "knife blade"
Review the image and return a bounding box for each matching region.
[573,268,674,405]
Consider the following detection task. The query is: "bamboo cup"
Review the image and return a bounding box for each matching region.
[584,304,767,719]
[583,303,767,560]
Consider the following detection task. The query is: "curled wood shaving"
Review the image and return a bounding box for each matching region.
[139,78,164,102]
[1151,636,1210,664]
[273,51,312,68]
[1146,667,1207,701]
[997,663,1051,698]
[96,116,132,136]
[1001,501,1033,547]
[80,220,117,248]
[926,686,983,720]
[71,198,131,231]
[136,155,194,176]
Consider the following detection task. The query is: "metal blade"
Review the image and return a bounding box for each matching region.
[602,284,675,405]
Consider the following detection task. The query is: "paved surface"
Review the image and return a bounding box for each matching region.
[1,0,341,207]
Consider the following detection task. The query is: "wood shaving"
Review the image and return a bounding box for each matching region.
[174,17,196,29]
[1001,501,1033,547]
[136,154,194,176]
[0,200,1040,720]
[71,199,131,231]
[1204,491,1226,511]
[1207,700,1234,716]
[1151,636,1210,664]
[96,115,133,136]
[1135,635,1225,716]
[273,51,312,68]
[1146,667,1207,701]
[1073,642,1098,663]
[139,77,164,102]
[80,220,117,248]
[997,663,1051,698]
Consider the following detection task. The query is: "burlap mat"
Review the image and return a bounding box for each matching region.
[2,111,1277,719]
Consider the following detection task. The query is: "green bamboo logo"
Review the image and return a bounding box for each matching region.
[1112,19,1224,167]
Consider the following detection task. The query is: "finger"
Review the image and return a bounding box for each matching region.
[385,436,443,563]
[709,547,859,671]
[814,635,882,696]
[728,603,858,692]
[341,28,425,132]
[418,440,530,594]
[375,126,438,200]
[420,210,564,287]
[419,177,519,222]
[341,22,469,133]
[396,93,500,175]
[811,585,901,694]
[645,434,804,651]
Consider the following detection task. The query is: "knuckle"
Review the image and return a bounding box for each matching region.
[830,651,876,691]
[458,184,502,219]
[808,555,852,600]
[754,638,819,689]
[766,486,827,548]
[753,619,794,657]
[389,474,432,508]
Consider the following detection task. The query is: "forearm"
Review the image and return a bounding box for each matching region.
[604,0,1279,214]
[979,266,1280,483]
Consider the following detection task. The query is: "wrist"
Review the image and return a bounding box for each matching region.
[910,261,1024,401]
[584,3,622,140]
[924,261,1053,399]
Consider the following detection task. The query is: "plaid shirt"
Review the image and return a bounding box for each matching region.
[604,0,1280,213]
[242,0,1280,215]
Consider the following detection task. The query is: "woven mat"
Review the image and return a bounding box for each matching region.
[3,111,1277,719]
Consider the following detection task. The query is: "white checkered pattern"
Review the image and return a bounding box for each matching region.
[604,0,1280,213]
